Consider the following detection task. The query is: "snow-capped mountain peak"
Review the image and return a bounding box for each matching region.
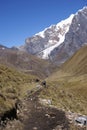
[35,29,45,38]
[35,14,74,39]
[19,14,74,59]
[36,14,74,59]
[19,6,87,62]
[56,14,74,28]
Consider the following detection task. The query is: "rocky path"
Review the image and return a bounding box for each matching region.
[23,90,69,130]
[0,86,69,130]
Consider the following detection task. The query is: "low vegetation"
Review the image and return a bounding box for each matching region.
[0,64,37,115]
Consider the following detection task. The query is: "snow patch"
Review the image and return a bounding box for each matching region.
[40,34,65,59]
[35,30,45,38]
[35,27,48,38]
[56,14,74,29]
[2,47,5,50]
[48,40,58,44]
[78,24,80,26]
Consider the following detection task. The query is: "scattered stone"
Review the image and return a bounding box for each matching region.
[45,113,50,118]
[39,98,52,105]
[33,126,38,130]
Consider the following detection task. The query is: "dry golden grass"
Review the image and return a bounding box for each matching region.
[0,64,37,115]
[40,46,87,115]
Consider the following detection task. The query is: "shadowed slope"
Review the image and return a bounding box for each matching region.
[0,47,56,79]
[62,45,87,75]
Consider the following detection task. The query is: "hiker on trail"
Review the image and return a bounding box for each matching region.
[41,81,46,88]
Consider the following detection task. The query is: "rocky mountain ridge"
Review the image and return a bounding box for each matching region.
[19,14,74,59]
[50,6,87,64]
[19,6,87,65]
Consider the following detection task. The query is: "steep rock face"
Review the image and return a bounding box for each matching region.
[50,7,87,65]
[19,15,74,59]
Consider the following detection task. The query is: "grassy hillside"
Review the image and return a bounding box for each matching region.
[39,45,87,115]
[0,64,37,115]
[62,45,87,75]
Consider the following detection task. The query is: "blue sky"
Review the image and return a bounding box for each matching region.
[0,0,86,47]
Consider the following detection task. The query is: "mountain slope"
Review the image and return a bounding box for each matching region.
[50,6,87,64]
[39,45,87,115]
[19,6,87,66]
[61,45,87,75]
[0,46,56,79]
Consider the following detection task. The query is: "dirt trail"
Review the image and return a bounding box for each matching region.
[23,88,69,130]
[0,87,69,130]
